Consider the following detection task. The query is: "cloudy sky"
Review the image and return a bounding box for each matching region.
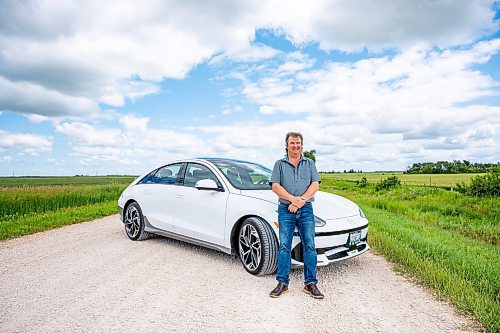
[0,0,499,176]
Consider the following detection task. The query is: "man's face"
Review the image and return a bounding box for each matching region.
[287,136,302,156]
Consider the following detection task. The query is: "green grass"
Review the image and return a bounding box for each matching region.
[0,201,119,240]
[0,175,136,187]
[363,206,499,330]
[0,185,125,218]
[320,176,499,333]
[0,177,131,240]
[321,172,484,187]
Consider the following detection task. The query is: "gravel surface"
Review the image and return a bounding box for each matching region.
[0,215,482,333]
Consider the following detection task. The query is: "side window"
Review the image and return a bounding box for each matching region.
[138,169,157,184]
[223,166,243,186]
[151,163,182,185]
[183,163,220,188]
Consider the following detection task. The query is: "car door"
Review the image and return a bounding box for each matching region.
[138,163,182,232]
[173,162,229,245]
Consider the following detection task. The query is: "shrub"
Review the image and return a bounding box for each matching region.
[356,176,368,187]
[455,167,500,197]
[375,175,401,191]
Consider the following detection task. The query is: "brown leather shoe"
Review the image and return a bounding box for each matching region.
[269,282,288,298]
[303,283,324,299]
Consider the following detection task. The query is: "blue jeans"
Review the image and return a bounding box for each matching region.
[276,202,318,286]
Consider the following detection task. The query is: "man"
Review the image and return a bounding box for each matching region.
[269,132,324,299]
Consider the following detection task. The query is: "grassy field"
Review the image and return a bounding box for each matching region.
[322,171,485,187]
[0,174,498,332]
[0,176,136,187]
[320,175,499,333]
[0,176,135,240]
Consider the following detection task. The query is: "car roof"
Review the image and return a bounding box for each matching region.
[197,157,254,163]
[198,158,272,172]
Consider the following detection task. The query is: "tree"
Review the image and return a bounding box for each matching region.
[456,167,500,197]
[303,149,316,163]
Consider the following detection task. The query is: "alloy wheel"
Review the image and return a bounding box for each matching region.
[125,205,140,238]
[239,223,262,271]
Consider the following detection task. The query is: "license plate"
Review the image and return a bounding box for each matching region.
[348,230,362,245]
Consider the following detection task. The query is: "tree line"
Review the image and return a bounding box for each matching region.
[404,160,499,174]
[303,149,498,176]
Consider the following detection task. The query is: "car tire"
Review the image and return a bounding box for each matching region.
[238,217,278,275]
[124,202,150,241]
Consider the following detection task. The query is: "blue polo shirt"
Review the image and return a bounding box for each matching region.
[269,155,321,204]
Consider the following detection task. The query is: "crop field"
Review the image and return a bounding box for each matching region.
[321,172,484,187]
[0,176,136,187]
[1,174,498,332]
[0,176,135,240]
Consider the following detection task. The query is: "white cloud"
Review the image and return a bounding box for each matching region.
[1,0,495,120]
[0,130,52,155]
[210,43,280,64]
[25,114,50,123]
[0,0,262,119]
[259,105,276,115]
[218,38,500,170]
[269,0,496,51]
[54,114,215,171]
[0,76,100,117]
[276,52,315,76]
[222,105,244,115]
[240,39,500,128]
[119,114,150,132]
[55,122,122,145]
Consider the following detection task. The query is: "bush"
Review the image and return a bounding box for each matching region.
[375,175,401,191]
[455,167,500,197]
[356,176,368,187]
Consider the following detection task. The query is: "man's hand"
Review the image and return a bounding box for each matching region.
[291,196,305,209]
[272,183,308,213]
[288,196,306,213]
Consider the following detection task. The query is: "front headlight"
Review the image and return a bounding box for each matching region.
[315,216,326,227]
[359,207,366,219]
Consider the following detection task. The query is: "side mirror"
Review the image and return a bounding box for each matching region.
[195,179,221,191]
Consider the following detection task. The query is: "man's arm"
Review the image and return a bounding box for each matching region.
[271,183,305,209]
[300,181,319,201]
[287,181,319,213]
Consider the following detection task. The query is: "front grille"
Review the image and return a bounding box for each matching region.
[292,241,367,263]
[293,224,368,237]
[326,243,367,260]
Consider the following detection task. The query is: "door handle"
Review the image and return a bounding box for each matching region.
[175,194,184,199]
[143,190,150,195]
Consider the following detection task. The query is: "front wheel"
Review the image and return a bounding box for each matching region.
[124,202,150,241]
[238,217,278,275]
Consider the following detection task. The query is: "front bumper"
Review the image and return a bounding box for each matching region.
[291,225,370,267]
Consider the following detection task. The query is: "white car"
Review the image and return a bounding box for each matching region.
[118,158,369,275]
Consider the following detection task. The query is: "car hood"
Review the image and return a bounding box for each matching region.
[239,190,360,219]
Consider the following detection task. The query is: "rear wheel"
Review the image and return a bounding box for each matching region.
[238,217,278,275]
[124,202,150,241]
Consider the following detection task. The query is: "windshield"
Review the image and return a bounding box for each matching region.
[211,160,272,190]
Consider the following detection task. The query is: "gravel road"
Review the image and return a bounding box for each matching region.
[0,215,481,333]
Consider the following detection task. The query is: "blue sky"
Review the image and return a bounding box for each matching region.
[0,1,499,176]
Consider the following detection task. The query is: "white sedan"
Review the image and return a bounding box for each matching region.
[118,158,369,275]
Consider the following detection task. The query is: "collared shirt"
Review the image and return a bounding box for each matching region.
[269,154,321,204]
